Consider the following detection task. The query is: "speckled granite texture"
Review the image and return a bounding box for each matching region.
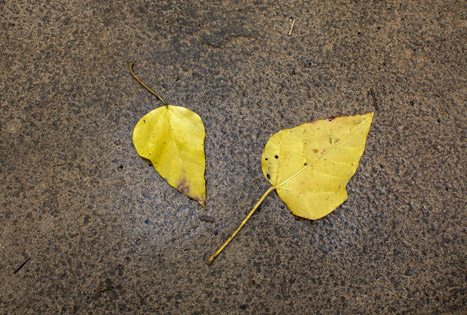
[1,0,465,313]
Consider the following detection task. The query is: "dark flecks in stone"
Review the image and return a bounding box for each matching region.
[119,164,124,169]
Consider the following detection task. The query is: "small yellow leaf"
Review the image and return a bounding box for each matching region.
[133,105,206,206]
[129,63,206,206]
[262,112,373,219]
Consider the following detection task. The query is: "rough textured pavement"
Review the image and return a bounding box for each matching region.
[1,1,465,313]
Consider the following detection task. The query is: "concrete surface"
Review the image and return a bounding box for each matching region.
[1,0,465,313]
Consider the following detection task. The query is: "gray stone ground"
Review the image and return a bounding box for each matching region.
[1,0,465,313]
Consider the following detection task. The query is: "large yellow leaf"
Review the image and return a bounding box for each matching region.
[261,112,374,219]
[133,106,206,206]
[207,112,373,264]
[130,63,206,206]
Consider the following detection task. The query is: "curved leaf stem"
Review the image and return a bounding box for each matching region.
[129,62,168,107]
[207,186,276,264]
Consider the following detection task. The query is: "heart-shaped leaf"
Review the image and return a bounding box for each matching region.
[261,112,374,219]
[131,63,206,206]
[208,112,373,263]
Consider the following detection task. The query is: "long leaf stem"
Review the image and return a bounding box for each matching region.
[129,62,168,107]
[207,186,276,264]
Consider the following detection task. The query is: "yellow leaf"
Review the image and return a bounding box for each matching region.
[207,112,373,264]
[133,106,206,206]
[262,112,374,219]
[130,63,206,206]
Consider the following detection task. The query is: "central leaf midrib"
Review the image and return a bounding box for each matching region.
[166,110,201,169]
[275,116,369,189]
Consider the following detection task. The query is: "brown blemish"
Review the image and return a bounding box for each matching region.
[177,177,205,207]
[313,149,318,153]
[177,177,191,195]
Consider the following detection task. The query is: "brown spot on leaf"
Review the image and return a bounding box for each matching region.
[177,177,205,207]
[313,149,318,153]
[177,177,191,195]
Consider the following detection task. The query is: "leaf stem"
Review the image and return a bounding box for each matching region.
[207,186,276,264]
[129,62,168,107]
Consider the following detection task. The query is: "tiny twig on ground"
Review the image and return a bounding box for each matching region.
[13,258,31,274]
[288,18,296,36]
